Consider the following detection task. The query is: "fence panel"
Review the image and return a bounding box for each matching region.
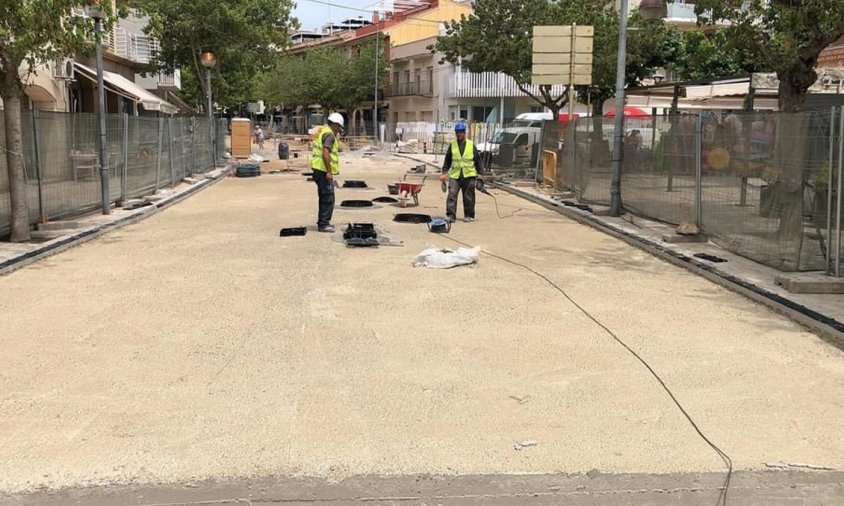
[620,114,698,226]
[1,110,221,239]
[699,110,836,271]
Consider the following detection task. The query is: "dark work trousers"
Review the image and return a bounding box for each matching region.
[312,169,335,228]
[446,176,476,220]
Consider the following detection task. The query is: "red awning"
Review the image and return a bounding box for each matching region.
[604,106,650,117]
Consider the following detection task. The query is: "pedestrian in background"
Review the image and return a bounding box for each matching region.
[255,126,265,149]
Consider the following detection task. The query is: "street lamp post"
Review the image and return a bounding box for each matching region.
[88,4,110,215]
[200,51,217,165]
[609,0,667,216]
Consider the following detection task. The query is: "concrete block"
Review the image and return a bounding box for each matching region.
[183,177,199,185]
[513,181,535,188]
[121,199,147,209]
[145,194,164,203]
[29,230,63,241]
[775,274,844,294]
[592,206,612,216]
[662,234,709,244]
[552,191,576,200]
[37,221,87,232]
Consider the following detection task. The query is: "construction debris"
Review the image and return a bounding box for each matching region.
[412,246,479,269]
[514,440,538,451]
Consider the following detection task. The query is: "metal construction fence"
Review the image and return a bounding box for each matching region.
[546,110,843,274]
[0,110,226,237]
[389,121,541,179]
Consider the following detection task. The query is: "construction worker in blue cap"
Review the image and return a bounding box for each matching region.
[439,121,483,222]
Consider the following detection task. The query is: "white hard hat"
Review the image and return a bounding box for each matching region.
[328,112,344,127]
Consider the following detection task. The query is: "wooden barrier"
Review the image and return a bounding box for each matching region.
[542,150,557,186]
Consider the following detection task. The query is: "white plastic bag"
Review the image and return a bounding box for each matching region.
[413,246,480,269]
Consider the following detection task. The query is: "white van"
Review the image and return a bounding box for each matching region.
[476,113,553,164]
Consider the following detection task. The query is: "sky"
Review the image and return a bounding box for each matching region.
[294,0,376,32]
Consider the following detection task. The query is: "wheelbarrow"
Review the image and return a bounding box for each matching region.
[393,175,427,208]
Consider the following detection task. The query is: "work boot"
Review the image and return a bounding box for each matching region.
[318,225,335,233]
[463,217,474,223]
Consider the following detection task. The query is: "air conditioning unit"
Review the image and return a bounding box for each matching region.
[52,59,75,81]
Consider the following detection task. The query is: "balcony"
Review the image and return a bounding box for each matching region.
[447,71,567,99]
[388,80,434,97]
[666,1,697,23]
[157,69,181,90]
[105,27,160,65]
[664,1,726,30]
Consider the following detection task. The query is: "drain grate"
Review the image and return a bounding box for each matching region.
[339,200,375,208]
[693,253,727,263]
[394,213,432,224]
[343,180,368,188]
[372,196,398,204]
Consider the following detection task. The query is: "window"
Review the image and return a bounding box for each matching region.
[530,106,545,113]
[472,106,493,122]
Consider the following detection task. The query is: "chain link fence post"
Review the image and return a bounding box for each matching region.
[168,116,176,186]
[154,116,163,191]
[31,108,46,224]
[836,106,843,277]
[694,113,703,227]
[191,117,197,176]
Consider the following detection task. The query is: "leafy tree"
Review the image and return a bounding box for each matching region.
[138,0,296,110]
[260,41,385,113]
[432,0,675,118]
[667,29,767,81]
[695,0,844,112]
[0,1,106,242]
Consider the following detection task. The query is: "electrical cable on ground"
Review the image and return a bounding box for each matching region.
[441,229,734,506]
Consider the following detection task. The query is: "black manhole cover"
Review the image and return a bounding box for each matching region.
[343,180,368,188]
[394,213,432,224]
[279,227,307,237]
[373,196,398,204]
[339,200,375,208]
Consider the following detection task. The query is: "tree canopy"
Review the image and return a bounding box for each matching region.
[695,0,844,111]
[137,0,296,109]
[259,41,386,112]
[432,0,676,117]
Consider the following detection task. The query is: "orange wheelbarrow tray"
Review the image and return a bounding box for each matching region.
[393,181,425,207]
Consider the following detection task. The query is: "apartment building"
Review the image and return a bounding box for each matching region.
[6,5,177,115]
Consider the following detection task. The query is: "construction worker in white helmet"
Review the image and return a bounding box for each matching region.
[311,113,344,232]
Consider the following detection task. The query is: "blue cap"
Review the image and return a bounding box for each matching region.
[455,121,467,132]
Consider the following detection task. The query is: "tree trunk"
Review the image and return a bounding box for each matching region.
[590,98,609,167]
[2,88,31,242]
[771,70,815,269]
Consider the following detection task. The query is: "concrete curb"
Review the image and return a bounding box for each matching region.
[498,184,844,349]
[0,166,232,277]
